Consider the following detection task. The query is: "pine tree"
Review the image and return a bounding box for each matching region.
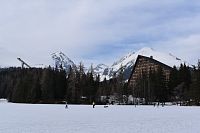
[54,69,66,101]
[178,63,191,101]
[66,66,76,103]
[168,66,179,101]
[117,65,125,104]
[154,66,168,103]
[40,67,55,103]
[88,65,95,103]
[188,61,200,105]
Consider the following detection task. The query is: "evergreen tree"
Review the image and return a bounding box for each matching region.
[54,68,66,101]
[168,66,179,101]
[188,61,200,105]
[178,63,191,101]
[66,66,76,103]
[117,65,125,103]
[154,66,168,102]
[40,67,55,103]
[88,65,95,103]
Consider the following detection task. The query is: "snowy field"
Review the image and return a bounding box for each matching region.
[0,100,200,133]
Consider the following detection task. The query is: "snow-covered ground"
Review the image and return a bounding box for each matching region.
[0,102,200,133]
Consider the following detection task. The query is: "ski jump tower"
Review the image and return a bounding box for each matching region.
[17,58,31,68]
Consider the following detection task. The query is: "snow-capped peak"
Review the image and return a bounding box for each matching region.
[52,52,73,64]
[99,47,186,81]
[95,64,109,71]
[112,52,135,67]
[92,64,108,75]
[51,51,75,71]
[111,47,184,72]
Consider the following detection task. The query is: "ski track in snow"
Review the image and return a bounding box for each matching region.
[0,103,200,133]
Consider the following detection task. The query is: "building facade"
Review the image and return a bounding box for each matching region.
[128,55,172,99]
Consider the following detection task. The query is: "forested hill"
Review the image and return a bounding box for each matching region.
[0,66,124,104]
[0,67,67,103]
[0,62,200,105]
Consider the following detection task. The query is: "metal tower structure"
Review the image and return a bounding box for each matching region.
[17,58,31,68]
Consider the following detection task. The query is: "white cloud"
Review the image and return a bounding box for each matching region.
[0,0,200,67]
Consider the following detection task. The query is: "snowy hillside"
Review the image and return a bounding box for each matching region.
[51,48,186,81]
[111,47,184,72]
[93,64,109,80]
[93,64,109,74]
[99,47,185,81]
[51,52,76,72]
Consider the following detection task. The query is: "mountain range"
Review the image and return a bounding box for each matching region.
[51,47,186,81]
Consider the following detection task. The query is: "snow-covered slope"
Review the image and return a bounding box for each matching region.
[100,47,185,81]
[111,47,184,71]
[51,48,186,81]
[51,52,76,71]
[93,64,111,81]
[93,64,109,75]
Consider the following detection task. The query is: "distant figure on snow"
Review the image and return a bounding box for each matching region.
[104,105,109,108]
[65,101,68,109]
[92,101,95,108]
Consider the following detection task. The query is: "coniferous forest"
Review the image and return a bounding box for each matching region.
[0,61,200,105]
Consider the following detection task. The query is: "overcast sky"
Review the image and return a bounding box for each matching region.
[0,0,200,67]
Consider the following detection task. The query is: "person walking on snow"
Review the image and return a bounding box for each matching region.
[92,101,95,108]
[65,101,68,109]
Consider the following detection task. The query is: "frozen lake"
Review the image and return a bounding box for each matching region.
[0,102,200,133]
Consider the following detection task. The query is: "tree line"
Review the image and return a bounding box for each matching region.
[0,61,200,105]
[0,64,125,104]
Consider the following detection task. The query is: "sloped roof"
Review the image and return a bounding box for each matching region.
[127,55,172,86]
